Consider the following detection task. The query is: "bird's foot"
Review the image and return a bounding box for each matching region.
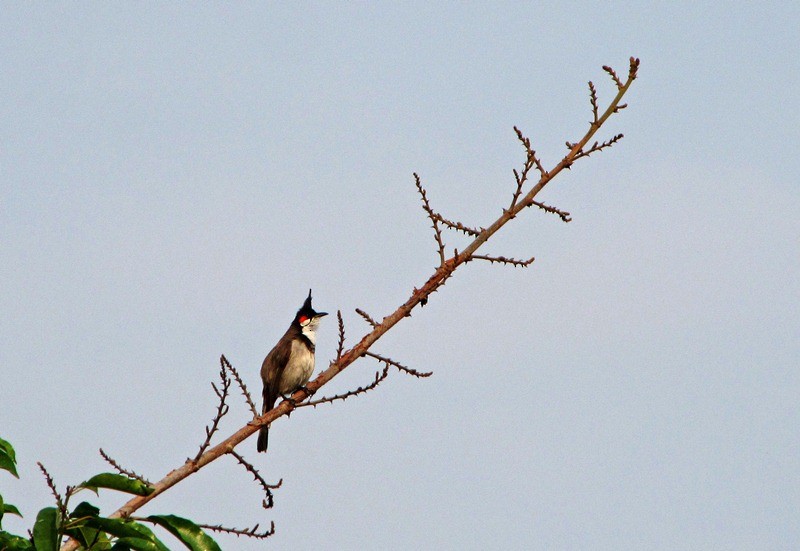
[281,396,299,416]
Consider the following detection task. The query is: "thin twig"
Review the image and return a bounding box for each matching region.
[574,133,624,160]
[433,213,482,237]
[603,64,623,89]
[229,450,281,509]
[510,126,547,210]
[355,308,378,328]
[414,172,447,265]
[336,311,345,361]
[37,462,66,519]
[229,450,282,491]
[588,81,600,123]
[199,522,276,539]
[363,351,433,378]
[514,126,548,178]
[194,365,231,461]
[221,355,258,418]
[470,254,536,268]
[530,200,572,223]
[300,365,390,408]
[99,449,152,485]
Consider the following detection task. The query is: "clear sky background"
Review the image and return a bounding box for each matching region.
[2,3,798,550]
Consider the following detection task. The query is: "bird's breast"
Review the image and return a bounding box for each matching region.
[279,339,315,394]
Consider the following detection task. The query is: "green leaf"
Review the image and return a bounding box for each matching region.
[0,437,16,463]
[62,501,103,547]
[1,501,23,531]
[80,474,154,496]
[0,447,19,478]
[146,515,221,551]
[2,504,22,518]
[63,524,113,551]
[71,501,101,519]
[86,518,168,551]
[0,530,34,550]
[112,537,169,551]
[32,507,59,551]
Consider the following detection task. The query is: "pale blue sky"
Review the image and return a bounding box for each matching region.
[2,3,798,550]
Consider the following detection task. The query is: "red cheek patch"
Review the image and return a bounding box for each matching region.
[298,316,309,324]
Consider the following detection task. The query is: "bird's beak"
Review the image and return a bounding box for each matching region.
[315,312,328,318]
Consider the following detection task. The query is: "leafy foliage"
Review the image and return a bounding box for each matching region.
[0,437,221,551]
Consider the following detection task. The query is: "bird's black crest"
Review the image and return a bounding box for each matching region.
[301,289,313,311]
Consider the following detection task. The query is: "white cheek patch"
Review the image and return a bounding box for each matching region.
[301,321,318,344]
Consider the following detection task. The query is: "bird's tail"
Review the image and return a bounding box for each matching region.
[257,425,269,452]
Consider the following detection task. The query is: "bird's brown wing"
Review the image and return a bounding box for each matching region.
[261,336,292,414]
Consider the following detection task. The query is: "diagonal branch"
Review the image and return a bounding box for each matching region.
[60,58,639,549]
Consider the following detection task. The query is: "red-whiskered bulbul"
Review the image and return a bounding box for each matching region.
[257,290,327,453]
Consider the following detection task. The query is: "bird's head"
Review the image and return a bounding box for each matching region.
[294,289,328,339]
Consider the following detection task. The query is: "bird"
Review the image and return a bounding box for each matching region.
[257,290,327,453]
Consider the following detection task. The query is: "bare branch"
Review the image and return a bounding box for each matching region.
[414,172,447,265]
[363,351,433,378]
[221,354,258,418]
[355,308,378,328]
[200,522,276,540]
[300,365,390,408]
[59,60,639,550]
[470,254,535,268]
[99,449,152,485]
